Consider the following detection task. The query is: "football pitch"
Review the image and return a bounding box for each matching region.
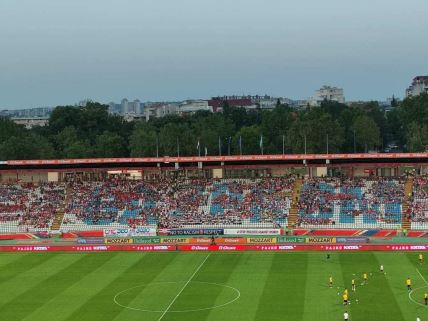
[1,251,428,321]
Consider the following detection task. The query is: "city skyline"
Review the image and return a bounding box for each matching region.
[1,0,427,109]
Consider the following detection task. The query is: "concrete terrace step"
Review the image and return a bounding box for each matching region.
[288,178,303,229]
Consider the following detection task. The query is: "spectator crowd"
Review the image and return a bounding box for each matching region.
[297,177,405,227]
[0,183,65,230]
[2,174,428,232]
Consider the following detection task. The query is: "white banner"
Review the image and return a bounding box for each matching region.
[223,228,281,236]
[104,227,156,237]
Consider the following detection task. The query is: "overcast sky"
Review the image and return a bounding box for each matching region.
[0,0,427,109]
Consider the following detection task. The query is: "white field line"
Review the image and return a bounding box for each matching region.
[416,268,428,285]
[157,253,211,321]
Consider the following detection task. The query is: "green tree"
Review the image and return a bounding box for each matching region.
[192,113,234,155]
[233,125,262,155]
[55,126,80,156]
[0,117,25,141]
[261,104,293,153]
[399,93,428,126]
[352,115,381,152]
[63,140,92,158]
[0,134,54,160]
[31,134,55,159]
[407,122,428,152]
[287,109,344,154]
[129,122,158,157]
[159,123,182,156]
[95,131,127,157]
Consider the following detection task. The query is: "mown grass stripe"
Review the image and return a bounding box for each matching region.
[405,251,428,284]
[302,252,344,321]
[205,252,275,321]
[374,253,425,320]
[402,252,428,317]
[157,253,211,321]
[0,253,59,284]
[0,253,117,321]
[0,253,82,311]
[254,252,308,321]
[340,252,406,321]
[2,251,428,321]
[0,253,30,268]
[22,252,147,321]
[160,252,244,321]
[112,252,210,321]
[66,252,179,321]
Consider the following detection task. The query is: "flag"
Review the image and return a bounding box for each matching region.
[239,136,242,155]
[196,140,200,150]
[259,135,263,148]
[177,137,180,157]
[205,146,208,156]
[218,136,222,156]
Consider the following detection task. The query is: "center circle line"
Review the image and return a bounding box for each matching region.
[408,285,428,308]
[113,281,241,313]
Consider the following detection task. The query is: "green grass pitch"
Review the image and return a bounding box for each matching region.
[1,251,428,321]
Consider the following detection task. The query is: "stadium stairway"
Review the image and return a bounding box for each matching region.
[51,211,65,230]
[287,178,303,229]
[51,185,71,231]
[401,176,414,231]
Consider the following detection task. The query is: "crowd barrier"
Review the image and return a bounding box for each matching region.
[1,244,427,252]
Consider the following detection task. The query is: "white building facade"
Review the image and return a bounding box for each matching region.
[310,85,345,106]
[406,76,428,98]
[178,100,212,114]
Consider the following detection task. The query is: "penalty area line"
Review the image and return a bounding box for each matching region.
[157,253,211,321]
[416,268,428,285]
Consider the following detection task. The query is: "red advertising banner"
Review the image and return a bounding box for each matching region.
[1,244,427,252]
[216,237,247,244]
[7,152,428,166]
[0,245,176,252]
[177,244,428,252]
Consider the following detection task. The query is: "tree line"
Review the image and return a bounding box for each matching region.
[1,93,428,160]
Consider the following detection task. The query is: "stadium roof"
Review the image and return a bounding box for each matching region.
[1,152,428,172]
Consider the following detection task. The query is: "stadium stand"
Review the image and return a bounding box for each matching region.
[410,175,428,230]
[61,177,294,230]
[296,177,405,229]
[2,175,428,233]
[0,183,65,233]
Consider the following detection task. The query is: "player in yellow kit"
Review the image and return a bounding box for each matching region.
[406,277,412,291]
[424,292,428,305]
[419,253,424,265]
[343,292,349,305]
[351,278,356,291]
[329,276,333,288]
[363,272,368,285]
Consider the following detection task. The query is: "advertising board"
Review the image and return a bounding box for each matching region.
[160,238,189,244]
[246,237,277,244]
[77,238,105,244]
[277,236,305,243]
[0,245,176,252]
[1,244,427,252]
[216,238,247,244]
[224,229,281,235]
[336,237,369,244]
[306,237,336,244]
[133,237,161,244]
[165,229,224,236]
[104,238,133,244]
[103,227,156,237]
